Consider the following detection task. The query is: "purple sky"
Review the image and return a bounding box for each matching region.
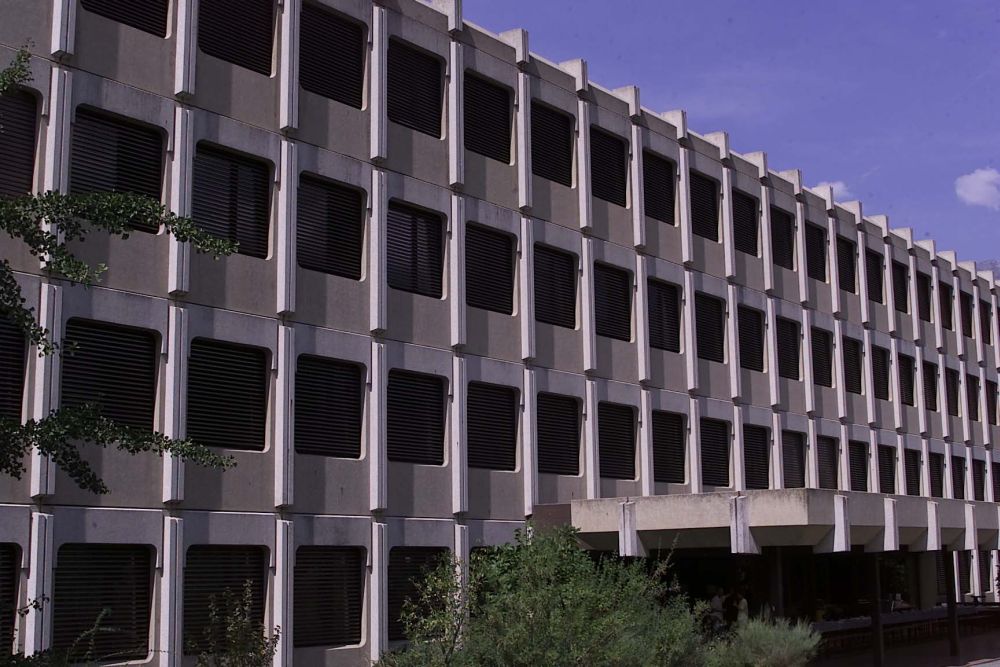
[463,0,1000,262]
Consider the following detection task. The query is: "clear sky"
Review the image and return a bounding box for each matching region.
[463,0,1000,262]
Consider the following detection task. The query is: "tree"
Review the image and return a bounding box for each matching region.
[1,48,236,493]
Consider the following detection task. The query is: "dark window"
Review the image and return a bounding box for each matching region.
[53,544,151,660]
[536,393,579,476]
[598,402,635,480]
[981,300,993,345]
[904,449,921,496]
[0,545,17,652]
[994,463,1000,505]
[589,127,627,207]
[81,0,169,36]
[299,3,365,108]
[878,445,895,494]
[533,245,576,329]
[184,546,268,653]
[0,89,37,197]
[466,224,514,314]
[297,175,365,279]
[467,383,518,471]
[192,144,270,258]
[923,361,939,411]
[960,291,974,339]
[812,327,833,388]
[958,551,971,594]
[295,356,363,458]
[917,273,933,322]
[294,546,365,648]
[871,345,890,401]
[696,293,725,362]
[531,102,573,187]
[642,151,674,224]
[782,431,806,489]
[946,368,960,417]
[842,336,863,395]
[972,459,986,502]
[899,353,915,406]
[187,339,268,451]
[731,191,758,256]
[817,436,839,490]
[952,456,966,500]
[804,223,827,282]
[387,371,445,465]
[648,279,681,352]
[0,319,27,421]
[700,418,729,487]
[387,201,444,298]
[967,374,980,421]
[892,261,909,313]
[387,547,447,641]
[836,237,856,293]
[737,306,764,372]
[594,263,631,341]
[940,282,954,330]
[198,0,274,75]
[464,73,511,163]
[743,425,769,490]
[865,250,884,304]
[929,453,944,498]
[849,440,868,492]
[651,411,685,484]
[770,207,795,269]
[387,39,442,137]
[61,320,157,430]
[979,550,992,594]
[689,172,719,241]
[776,318,800,380]
[987,380,998,425]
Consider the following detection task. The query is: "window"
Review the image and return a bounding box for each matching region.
[387,39,442,137]
[53,544,152,660]
[842,336,863,395]
[192,144,270,258]
[917,273,933,322]
[939,282,954,330]
[871,345,890,401]
[811,327,833,388]
[731,190,758,256]
[848,440,868,492]
[387,202,444,298]
[958,551,972,594]
[297,175,365,279]
[648,279,681,352]
[804,223,827,282]
[536,393,580,475]
[878,445,895,494]
[295,356,363,458]
[81,0,169,36]
[836,237,856,293]
[294,547,365,648]
[776,318,800,380]
[972,459,986,502]
[904,449,921,496]
[464,74,511,163]
[743,425,769,490]
[184,546,268,652]
[388,547,447,641]
[994,463,1000,505]
[987,380,998,425]
[960,291,974,339]
[899,353,915,406]
[782,431,806,489]
[817,436,839,490]
[865,250,884,304]
[531,102,573,187]
[387,370,445,465]
[533,245,576,328]
[892,261,909,313]
[590,127,627,207]
[0,545,17,652]
[770,207,795,269]
[923,361,939,411]
[0,90,37,197]
[594,263,631,341]
[700,418,729,487]
[980,300,993,345]
[945,368,960,417]
[967,374,980,421]
[62,320,158,430]
[467,382,518,471]
[598,403,635,480]
[696,293,725,362]
[952,456,966,500]
[299,3,365,108]
[689,172,719,241]
[466,224,514,314]
[929,453,944,498]
[651,411,685,484]
[737,306,764,372]
[187,339,268,451]
[198,0,274,74]
[643,151,674,224]
[0,318,28,420]
[979,550,992,594]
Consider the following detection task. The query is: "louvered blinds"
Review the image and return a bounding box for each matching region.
[848,440,868,492]
[804,223,827,282]
[184,546,268,652]
[299,2,365,109]
[877,445,895,494]
[0,545,16,653]
[923,362,939,411]
[689,172,719,241]
[994,464,1000,504]
[811,327,833,388]
[387,39,442,137]
[187,339,268,451]
[696,293,725,362]
[817,436,839,490]
[898,354,915,406]
[904,449,921,496]
[972,459,986,502]
[981,300,993,345]
[294,356,363,458]
[776,317,800,380]
[651,411,685,484]
[737,306,764,372]
[387,201,444,298]
[929,453,944,498]
[0,90,37,197]
[191,144,270,258]
[945,368,960,417]
[598,403,635,480]
[466,224,514,314]
[464,73,511,163]
[589,127,627,207]
[642,151,674,224]
[865,250,884,304]
[531,101,573,186]
[770,207,795,269]
[952,456,966,500]
[871,345,890,401]
[731,190,758,256]
[536,393,580,475]
[836,237,856,293]
[388,547,447,641]
[917,273,933,322]
[467,382,518,471]
[648,279,680,352]
[842,336,863,395]
[198,0,274,75]
[743,425,769,490]
[958,551,971,594]
[940,282,954,330]
[0,318,26,420]
[967,374,980,421]
[987,380,998,425]
[293,546,365,648]
[81,0,169,36]
[782,431,806,489]
[61,319,157,430]
[960,291,974,338]
[594,263,631,341]
[53,544,152,660]
[533,244,576,329]
[892,261,909,313]
[700,418,729,488]
[386,371,445,465]
[297,175,365,279]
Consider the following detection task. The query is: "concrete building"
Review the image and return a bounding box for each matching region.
[0,0,998,663]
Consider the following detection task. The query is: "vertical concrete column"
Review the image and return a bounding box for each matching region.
[635,255,651,383]
[277,139,297,315]
[23,512,53,655]
[584,379,600,499]
[765,296,780,407]
[833,319,847,421]
[867,430,879,494]
[858,230,872,327]
[369,169,388,335]
[514,67,532,211]
[683,268,697,392]
[806,418,819,488]
[42,65,71,221]
[449,195,466,348]
[447,39,464,188]
[638,389,655,496]
[915,344,929,436]
[158,516,183,667]
[960,362,972,444]
[30,284,61,499]
[828,213,843,317]
[272,519,293,667]
[870,554,885,667]
[964,443,975,501]
[771,412,784,490]
[168,105,194,296]
[521,368,537,516]
[454,522,469,589]
[978,366,989,446]
[274,325,294,508]
[726,283,740,401]
[678,145,694,266]
[278,0,300,131]
[945,442,956,499]
[943,548,960,657]
[519,216,535,361]
[450,356,467,514]
[173,0,197,96]
[863,329,877,426]
[908,250,922,343]
[368,521,387,663]
[837,424,850,492]
[629,121,645,250]
[369,4,388,162]
[688,398,702,494]
[759,183,776,294]
[719,159,736,280]
[931,262,945,352]
[890,337,904,430]
[369,341,387,512]
[162,305,188,503]
[939,353,951,442]
[50,0,76,57]
[802,309,816,415]
[895,434,906,497]
[991,287,1000,370]
[794,199,809,304]
[581,238,597,374]
[920,438,932,498]
[732,405,745,492]
[566,59,591,233]
[971,548,983,599]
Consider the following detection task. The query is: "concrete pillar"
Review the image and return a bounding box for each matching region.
[870,555,884,667]
[943,549,960,658]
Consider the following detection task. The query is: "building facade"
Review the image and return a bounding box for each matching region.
[0,0,998,664]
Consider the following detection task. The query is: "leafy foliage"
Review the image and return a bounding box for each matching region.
[705,617,820,667]
[191,581,280,667]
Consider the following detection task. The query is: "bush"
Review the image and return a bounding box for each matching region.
[707,617,820,667]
